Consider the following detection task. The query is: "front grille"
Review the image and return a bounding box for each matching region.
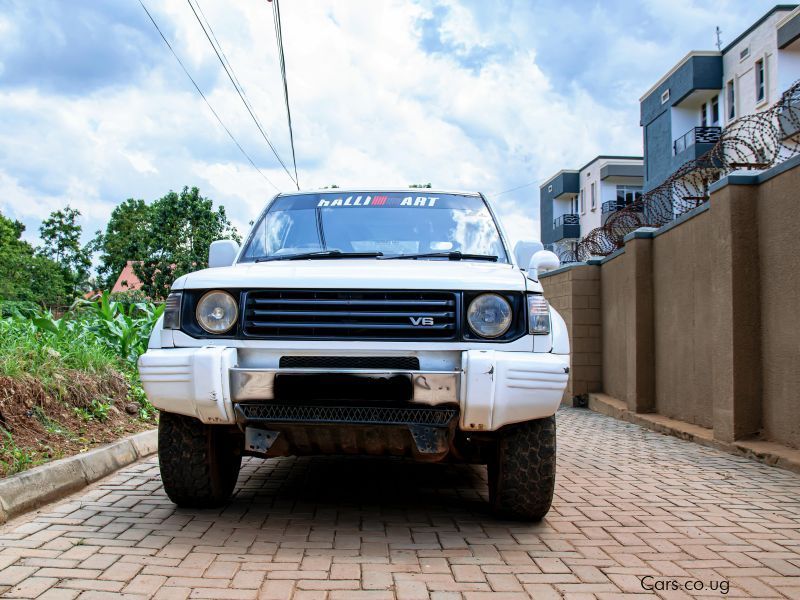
[279,356,420,370]
[243,290,457,340]
[236,403,457,426]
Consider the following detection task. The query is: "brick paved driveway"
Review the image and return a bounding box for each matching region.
[2,407,800,599]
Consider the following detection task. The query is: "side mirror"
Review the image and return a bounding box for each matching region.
[513,240,544,270]
[208,240,240,268]
[529,250,560,279]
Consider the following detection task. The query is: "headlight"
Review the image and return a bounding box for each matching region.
[163,292,182,329]
[196,290,238,334]
[527,294,550,335]
[467,293,512,338]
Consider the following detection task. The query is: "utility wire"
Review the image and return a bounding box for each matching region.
[490,180,540,197]
[137,0,280,191]
[271,0,299,188]
[186,0,299,188]
[193,0,248,98]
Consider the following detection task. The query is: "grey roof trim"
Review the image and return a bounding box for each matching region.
[722,4,797,54]
[578,155,643,173]
[539,169,580,190]
[639,51,721,102]
[600,163,644,180]
[778,7,800,47]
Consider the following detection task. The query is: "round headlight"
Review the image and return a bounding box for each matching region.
[467,293,512,338]
[196,290,238,334]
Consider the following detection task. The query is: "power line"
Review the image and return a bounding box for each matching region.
[193,0,248,97]
[271,0,299,188]
[137,0,280,191]
[186,0,299,188]
[490,180,540,197]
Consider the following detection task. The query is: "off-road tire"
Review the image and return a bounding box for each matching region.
[488,416,556,521]
[158,411,243,508]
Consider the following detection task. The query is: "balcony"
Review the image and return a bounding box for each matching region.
[601,200,643,224]
[552,214,580,241]
[673,126,721,155]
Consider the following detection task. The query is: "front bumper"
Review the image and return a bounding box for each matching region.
[138,347,569,431]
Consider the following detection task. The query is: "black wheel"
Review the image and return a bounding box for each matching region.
[158,411,243,508]
[487,416,556,521]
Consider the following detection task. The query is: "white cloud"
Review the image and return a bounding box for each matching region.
[0,0,784,258]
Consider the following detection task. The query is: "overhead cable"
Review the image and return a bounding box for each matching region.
[138,0,280,191]
[186,0,299,188]
[271,0,300,188]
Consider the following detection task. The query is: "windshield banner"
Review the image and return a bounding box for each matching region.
[271,193,485,210]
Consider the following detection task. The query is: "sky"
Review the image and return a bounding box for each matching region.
[0,0,787,256]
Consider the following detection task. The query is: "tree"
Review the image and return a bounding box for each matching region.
[0,211,71,305]
[38,206,91,292]
[92,198,152,288]
[133,186,240,300]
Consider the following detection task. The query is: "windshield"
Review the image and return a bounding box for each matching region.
[239,192,509,263]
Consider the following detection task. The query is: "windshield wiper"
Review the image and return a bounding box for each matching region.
[255,250,383,262]
[379,251,498,262]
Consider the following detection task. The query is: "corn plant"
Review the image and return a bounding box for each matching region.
[70,291,164,363]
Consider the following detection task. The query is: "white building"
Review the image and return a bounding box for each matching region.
[539,156,643,258]
[641,4,800,191]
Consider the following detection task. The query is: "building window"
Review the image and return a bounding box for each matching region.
[700,102,707,127]
[615,185,643,207]
[711,96,720,125]
[660,89,670,104]
[590,183,596,210]
[756,58,765,103]
[579,189,585,214]
[727,79,735,120]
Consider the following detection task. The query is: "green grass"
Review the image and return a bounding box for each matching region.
[0,292,164,421]
[0,318,121,383]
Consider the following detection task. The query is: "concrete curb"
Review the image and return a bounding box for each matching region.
[0,429,157,524]
[586,394,800,475]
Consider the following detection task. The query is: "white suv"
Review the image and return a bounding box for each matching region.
[138,189,569,520]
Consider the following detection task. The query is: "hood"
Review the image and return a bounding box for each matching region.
[173,259,534,292]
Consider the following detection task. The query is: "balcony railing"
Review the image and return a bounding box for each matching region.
[600,200,621,214]
[673,126,721,155]
[553,214,579,228]
[552,214,580,241]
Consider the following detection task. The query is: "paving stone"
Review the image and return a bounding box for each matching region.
[0,408,798,599]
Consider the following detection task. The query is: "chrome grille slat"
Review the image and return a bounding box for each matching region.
[243,290,458,340]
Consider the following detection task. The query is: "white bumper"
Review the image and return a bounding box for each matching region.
[138,347,569,431]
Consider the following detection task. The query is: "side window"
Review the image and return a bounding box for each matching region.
[756,58,765,103]
[727,79,736,120]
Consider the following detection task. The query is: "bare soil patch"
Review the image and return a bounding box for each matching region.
[0,370,153,477]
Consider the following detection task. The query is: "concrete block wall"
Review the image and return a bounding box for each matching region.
[540,265,602,405]
[540,157,800,450]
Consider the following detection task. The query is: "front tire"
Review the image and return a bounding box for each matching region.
[158,411,243,508]
[488,416,556,521]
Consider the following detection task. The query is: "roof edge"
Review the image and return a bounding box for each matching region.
[539,169,580,190]
[722,4,798,53]
[639,51,721,102]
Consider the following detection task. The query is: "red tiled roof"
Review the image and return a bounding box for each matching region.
[111,261,145,293]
